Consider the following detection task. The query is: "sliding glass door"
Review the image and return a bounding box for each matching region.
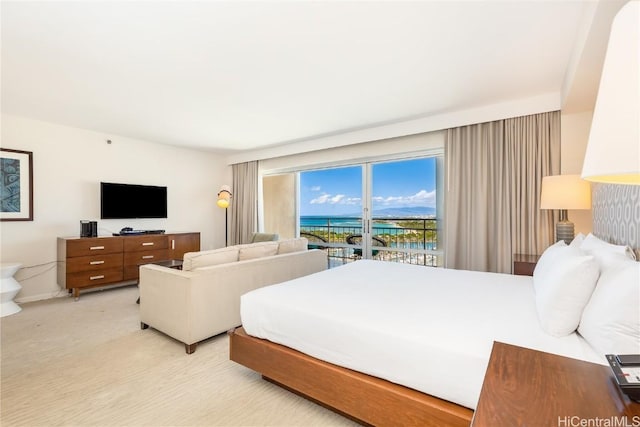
[299,166,363,266]
[369,157,439,266]
[296,156,440,267]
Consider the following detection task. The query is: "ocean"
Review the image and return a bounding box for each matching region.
[300,216,404,228]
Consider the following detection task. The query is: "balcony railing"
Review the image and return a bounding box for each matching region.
[300,217,440,268]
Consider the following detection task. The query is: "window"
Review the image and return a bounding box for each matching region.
[296,156,442,267]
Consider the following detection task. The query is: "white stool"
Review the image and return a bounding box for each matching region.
[1,263,22,317]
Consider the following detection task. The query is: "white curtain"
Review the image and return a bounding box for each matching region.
[445,111,560,273]
[230,161,258,245]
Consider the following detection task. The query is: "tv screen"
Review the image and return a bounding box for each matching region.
[100,182,167,219]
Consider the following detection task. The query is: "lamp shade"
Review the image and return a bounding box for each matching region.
[217,184,232,209]
[540,175,592,210]
[581,0,640,185]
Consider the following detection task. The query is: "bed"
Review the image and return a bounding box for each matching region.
[229,233,639,426]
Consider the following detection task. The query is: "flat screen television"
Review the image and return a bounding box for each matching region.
[100,182,167,219]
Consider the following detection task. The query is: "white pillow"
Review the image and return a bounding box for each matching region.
[580,233,636,262]
[533,243,600,337]
[533,240,566,278]
[570,232,585,248]
[578,257,640,356]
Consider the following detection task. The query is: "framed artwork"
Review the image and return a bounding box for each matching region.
[0,148,33,221]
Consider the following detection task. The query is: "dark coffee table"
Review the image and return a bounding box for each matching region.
[152,259,183,270]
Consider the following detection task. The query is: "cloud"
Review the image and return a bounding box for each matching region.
[310,186,321,191]
[310,193,361,205]
[373,189,436,207]
[310,194,331,204]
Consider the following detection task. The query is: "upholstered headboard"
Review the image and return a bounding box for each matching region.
[592,183,640,257]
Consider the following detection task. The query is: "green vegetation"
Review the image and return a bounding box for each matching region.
[301,218,438,248]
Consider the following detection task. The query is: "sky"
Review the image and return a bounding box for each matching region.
[300,157,436,216]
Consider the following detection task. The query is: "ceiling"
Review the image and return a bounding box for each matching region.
[0,1,620,157]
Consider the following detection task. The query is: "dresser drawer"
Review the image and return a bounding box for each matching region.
[66,253,123,273]
[124,249,169,266]
[123,235,168,252]
[66,238,123,257]
[123,249,170,280]
[66,268,123,288]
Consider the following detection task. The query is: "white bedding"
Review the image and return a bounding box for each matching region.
[240,260,605,410]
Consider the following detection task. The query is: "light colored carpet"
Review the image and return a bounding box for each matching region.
[0,285,357,426]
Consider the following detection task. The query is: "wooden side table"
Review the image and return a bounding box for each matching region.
[471,342,640,426]
[513,254,540,276]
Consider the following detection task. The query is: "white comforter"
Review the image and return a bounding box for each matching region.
[241,260,604,409]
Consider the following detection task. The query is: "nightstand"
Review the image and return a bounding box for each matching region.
[512,253,540,276]
[472,342,640,426]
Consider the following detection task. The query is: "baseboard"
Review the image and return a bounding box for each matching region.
[15,282,138,304]
[15,290,68,304]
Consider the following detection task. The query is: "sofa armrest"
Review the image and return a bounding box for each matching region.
[139,249,328,347]
[139,265,198,343]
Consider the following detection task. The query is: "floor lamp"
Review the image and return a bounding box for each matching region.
[217,185,232,247]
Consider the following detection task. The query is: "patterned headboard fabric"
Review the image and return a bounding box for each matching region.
[592,183,640,257]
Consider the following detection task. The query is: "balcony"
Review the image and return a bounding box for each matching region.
[300,217,441,268]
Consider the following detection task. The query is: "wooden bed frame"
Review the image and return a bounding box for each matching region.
[229,327,473,427]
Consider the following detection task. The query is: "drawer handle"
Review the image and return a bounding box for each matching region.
[90,275,105,281]
[142,242,154,246]
[90,246,105,250]
[142,255,154,259]
[90,261,105,265]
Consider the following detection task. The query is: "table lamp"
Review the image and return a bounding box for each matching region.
[540,175,591,244]
[581,0,639,185]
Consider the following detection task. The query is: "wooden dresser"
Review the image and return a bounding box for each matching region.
[57,232,199,299]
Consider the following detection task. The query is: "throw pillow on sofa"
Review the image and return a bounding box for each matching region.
[278,237,308,254]
[239,241,279,261]
[183,247,239,271]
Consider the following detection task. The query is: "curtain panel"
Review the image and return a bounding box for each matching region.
[230,161,258,245]
[444,111,560,273]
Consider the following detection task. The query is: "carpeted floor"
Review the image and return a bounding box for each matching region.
[0,285,357,426]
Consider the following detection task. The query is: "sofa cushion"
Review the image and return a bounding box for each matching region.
[239,241,279,261]
[278,237,308,254]
[183,247,239,271]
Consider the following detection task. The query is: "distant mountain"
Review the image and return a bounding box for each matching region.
[372,206,436,217]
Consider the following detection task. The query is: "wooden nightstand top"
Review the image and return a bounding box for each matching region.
[472,342,640,426]
[513,254,540,276]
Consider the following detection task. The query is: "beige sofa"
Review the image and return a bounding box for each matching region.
[139,238,327,354]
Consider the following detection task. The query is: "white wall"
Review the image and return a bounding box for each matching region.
[231,95,555,165]
[560,111,594,236]
[260,131,445,173]
[0,114,230,302]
